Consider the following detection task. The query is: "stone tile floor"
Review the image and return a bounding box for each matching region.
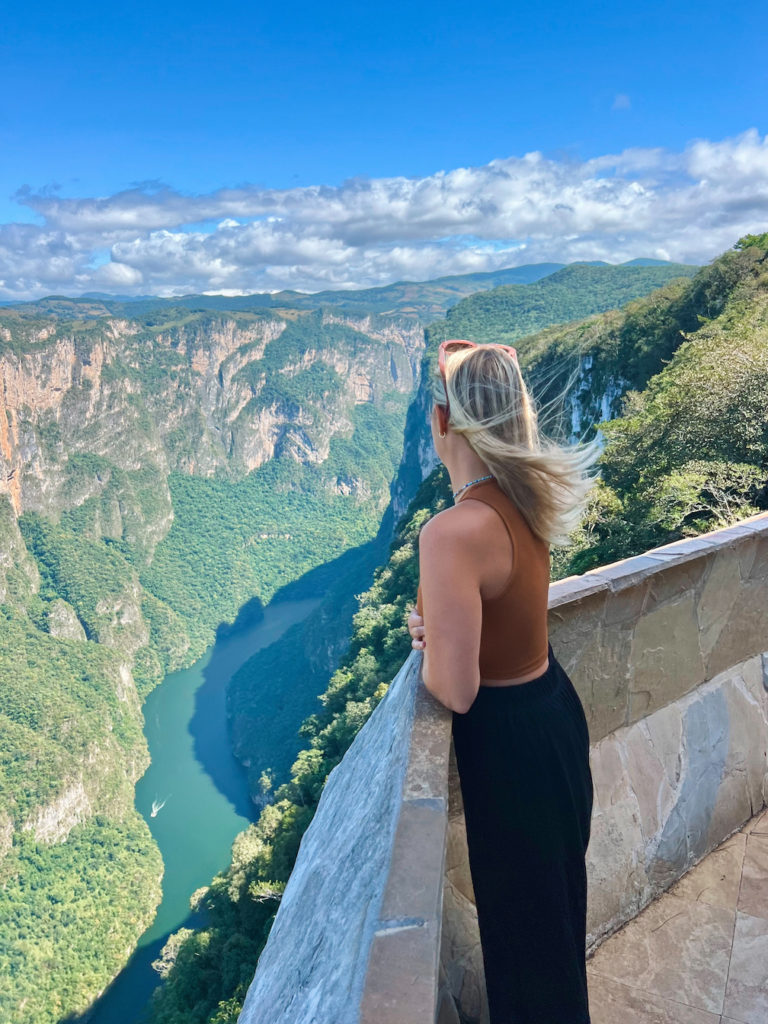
[587,805,768,1024]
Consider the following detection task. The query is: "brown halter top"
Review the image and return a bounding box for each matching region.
[415,478,551,678]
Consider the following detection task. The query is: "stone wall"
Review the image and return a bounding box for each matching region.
[238,510,768,1024]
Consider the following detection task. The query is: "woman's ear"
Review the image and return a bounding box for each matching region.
[434,403,448,435]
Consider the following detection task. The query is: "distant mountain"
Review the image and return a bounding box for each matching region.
[2,257,698,324]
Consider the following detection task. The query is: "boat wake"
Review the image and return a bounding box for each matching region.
[150,795,171,817]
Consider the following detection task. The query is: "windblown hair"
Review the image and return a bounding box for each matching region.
[430,343,603,547]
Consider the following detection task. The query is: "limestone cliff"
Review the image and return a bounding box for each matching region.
[0,302,423,1024]
[0,309,421,524]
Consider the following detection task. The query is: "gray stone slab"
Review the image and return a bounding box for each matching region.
[722,911,768,1024]
[586,970,722,1023]
[237,653,423,1024]
[548,572,610,608]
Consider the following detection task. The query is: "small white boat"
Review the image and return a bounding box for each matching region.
[150,796,169,817]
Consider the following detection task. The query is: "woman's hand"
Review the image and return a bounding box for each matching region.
[407,605,426,650]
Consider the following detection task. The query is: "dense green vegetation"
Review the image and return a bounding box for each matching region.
[439,261,699,345]
[0,610,163,1024]
[1,816,162,1024]
[0,613,142,819]
[144,236,768,1023]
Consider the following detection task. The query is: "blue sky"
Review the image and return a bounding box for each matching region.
[2,0,767,298]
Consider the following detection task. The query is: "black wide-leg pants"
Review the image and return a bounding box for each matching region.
[451,640,594,1024]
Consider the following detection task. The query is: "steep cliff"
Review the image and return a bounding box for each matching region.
[0,303,422,1024]
[0,309,421,515]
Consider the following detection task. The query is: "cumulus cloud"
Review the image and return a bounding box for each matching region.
[2,128,768,300]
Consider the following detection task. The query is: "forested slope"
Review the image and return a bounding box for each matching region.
[438,261,699,344]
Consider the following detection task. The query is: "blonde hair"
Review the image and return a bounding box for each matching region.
[430,344,603,547]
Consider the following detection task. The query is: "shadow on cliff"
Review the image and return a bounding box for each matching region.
[188,498,401,814]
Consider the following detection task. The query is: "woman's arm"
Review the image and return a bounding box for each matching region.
[417,513,483,714]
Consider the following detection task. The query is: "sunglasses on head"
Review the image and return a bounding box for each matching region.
[437,339,518,423]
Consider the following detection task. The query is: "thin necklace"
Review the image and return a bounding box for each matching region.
[452,473,495,501]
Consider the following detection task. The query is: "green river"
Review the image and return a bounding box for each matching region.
[77,595,322,1024]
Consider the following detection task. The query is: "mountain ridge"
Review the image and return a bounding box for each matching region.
[0,257,699,324]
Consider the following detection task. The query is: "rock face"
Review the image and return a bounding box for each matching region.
[0,492,38,606]
[388,349,441,526]
[46,597,87,640]
[0,310,423,542]
[21,778,93,844]
[18,720,151,846]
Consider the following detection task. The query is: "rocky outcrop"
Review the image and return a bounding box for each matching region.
[22,778,93,844]
[92,577,149,652]
[46,598,87,640]
[0,812,12,859]
[116,661,143,720]
[19,720,150,845]
[565,350,632,448]
[0,493,38,606]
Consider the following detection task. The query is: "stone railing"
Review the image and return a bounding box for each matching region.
[238,511,768,1024]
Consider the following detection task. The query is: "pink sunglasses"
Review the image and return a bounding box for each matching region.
[437,339,518,423]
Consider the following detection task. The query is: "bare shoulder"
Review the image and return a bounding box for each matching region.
[420,499,500,548]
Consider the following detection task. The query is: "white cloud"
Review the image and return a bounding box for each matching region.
[93,261,144,287]
[2,128,768,300]
[612,93,631,111]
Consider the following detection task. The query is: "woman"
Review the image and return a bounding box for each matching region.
[407,339,602,1024]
